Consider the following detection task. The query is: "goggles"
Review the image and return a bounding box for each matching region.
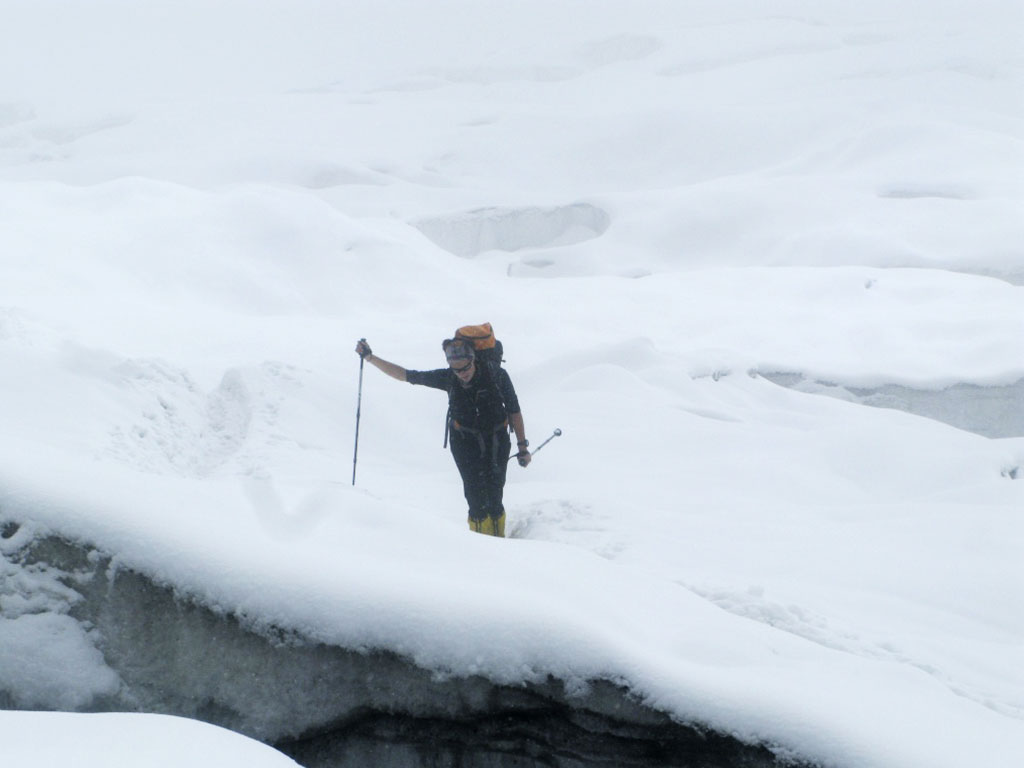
[442,338,475,365]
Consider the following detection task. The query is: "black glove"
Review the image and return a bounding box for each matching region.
[517,450,531,467]
[356,339,372,359]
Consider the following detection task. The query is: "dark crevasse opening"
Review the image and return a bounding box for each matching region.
[277,706,795,768]
[2,524,816,768]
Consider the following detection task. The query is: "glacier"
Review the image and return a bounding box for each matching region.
[2,522,802,767]
[1,1,1023,767]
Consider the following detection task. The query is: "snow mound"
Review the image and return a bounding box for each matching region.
[0,711,299,768]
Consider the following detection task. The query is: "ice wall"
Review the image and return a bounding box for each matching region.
[0,521,805,768]
[760,373,1024,439]
[412,203,610,259]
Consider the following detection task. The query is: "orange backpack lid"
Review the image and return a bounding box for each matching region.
[455,322,496,350]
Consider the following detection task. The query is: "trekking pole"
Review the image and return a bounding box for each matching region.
[509,428,562,462]
[352,341,367,485]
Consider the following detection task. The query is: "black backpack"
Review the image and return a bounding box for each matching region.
[443,322,508,447]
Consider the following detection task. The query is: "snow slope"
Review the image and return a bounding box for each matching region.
[0,710,299,768]
[1,1,1022,766]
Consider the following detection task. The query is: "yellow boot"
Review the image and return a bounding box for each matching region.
[468,511,505,537]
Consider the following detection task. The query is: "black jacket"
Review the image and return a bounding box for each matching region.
[407,364,520,431]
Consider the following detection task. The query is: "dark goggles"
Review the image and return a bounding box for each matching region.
[442,338,475,365]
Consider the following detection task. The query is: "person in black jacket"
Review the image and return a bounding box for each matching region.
[354,337,530,537]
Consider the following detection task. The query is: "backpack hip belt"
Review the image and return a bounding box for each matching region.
[451,418,509,459]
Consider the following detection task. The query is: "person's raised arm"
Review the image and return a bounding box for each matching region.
[355,339,407,382]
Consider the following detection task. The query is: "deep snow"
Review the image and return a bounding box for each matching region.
[1,710,299,768]
[1,1,1023,766]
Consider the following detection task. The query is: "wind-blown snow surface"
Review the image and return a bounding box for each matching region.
[1,1,1023,766]
[1,710,299,767]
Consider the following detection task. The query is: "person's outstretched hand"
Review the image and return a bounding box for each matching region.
[355,339,372,359]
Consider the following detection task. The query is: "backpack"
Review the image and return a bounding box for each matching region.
[454,322,504,372]
[443,322,508,448]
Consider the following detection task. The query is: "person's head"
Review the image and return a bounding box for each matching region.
[442,338,476,383]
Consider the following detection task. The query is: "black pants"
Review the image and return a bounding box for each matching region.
[449,426,510,521]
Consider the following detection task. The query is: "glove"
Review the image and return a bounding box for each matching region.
[517,450,531,467]
[356,339,372,359]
